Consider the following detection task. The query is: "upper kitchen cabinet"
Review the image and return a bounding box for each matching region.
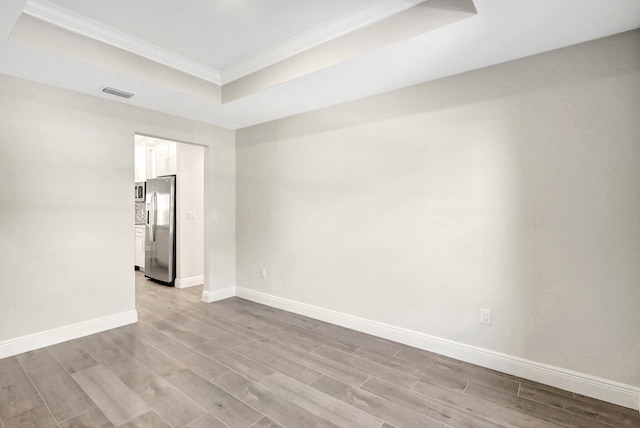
[146,144,156,179]
[155,139,177,177]
[134,142,147,182]
[135,135,177,179]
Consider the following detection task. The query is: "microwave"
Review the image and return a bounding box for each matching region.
[135,182,146,202]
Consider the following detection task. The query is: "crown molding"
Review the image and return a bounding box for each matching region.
[22,0,221,84]
[219,0,428,84]
[21,0,429,88]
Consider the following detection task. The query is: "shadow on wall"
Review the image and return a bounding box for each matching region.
[505,79,640,381]
[235,29,640,387]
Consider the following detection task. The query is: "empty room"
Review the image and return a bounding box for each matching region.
[0,0,639,427]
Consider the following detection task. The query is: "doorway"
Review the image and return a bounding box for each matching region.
[134,134,205,289]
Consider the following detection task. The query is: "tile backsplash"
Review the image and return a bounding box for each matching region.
[135,202,146,225]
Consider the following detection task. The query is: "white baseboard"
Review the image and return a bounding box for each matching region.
[201,286,236,303]
[175,275,204,289]
[236,287,640,411]
[0,309,138,359]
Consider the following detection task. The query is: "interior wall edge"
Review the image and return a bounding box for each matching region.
[0,71,235,351]
[235,286,640,411]
[0,309,138,360]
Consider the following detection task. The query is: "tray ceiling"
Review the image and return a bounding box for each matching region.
[1,0,639,129]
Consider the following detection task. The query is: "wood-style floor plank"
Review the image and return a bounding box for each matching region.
[572,393,640,428]
[136,299,194,325]
[252,416,286,428]
[182,413,228,428]
[213,370,334,427]
[153,338,230,381]
[17,348,96,422]
[361,377,503,428]
[267,344,369,387]
[411,378,557,428]
[71,365,150,426]
[118,410,172,428]
[136,308,164,324]
[119,323,171,348]
[1,405,57,428]
[161,368,263,428]
[225,299,322,332]
[310,375,444,428]
[354,347,468,392]
[2,272,636,428]
[464,381,614,428]
[181,319,251,348]
[58,407,114,428]
[200,301,261,326]
[313,345,418,389]
[194,339,274,382]
[233,342,322,384]
[394,346,521,394]
[0,357,44,420]
[246,322,321,352]
[48,340,100,374]
[310,322,401,356]
[24,359,96,422]
[519,381,640,427]
[276,323,360,354]
[147,319,207,348]
[15,348,59,372]
[102,330,185,378]
[193,310,271,343]
[76,334,145,377]
[119,367,206,428]
[261,372,383,428]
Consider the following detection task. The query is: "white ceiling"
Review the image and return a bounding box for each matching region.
[41,0,386,72]
[1,0,639,130]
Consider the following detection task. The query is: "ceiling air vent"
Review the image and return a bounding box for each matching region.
[102,87,134,98]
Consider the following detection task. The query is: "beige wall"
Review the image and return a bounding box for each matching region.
[237,30,640,386]
[176,142,205,286]
[0,22,638,396]
[0,74,235,342]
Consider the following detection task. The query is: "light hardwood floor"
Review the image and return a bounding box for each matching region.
[1,271,638,427]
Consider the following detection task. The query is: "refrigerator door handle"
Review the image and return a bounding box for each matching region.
[146,193,151,236]
[152,192,158,242]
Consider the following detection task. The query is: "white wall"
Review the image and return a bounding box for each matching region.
[176,142,205,287]
[237,30,640,388]
[0,73,234,351]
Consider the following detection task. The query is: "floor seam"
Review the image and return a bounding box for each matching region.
[15,356,61,427]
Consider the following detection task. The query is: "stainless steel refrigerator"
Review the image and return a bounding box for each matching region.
[145,176,176,286]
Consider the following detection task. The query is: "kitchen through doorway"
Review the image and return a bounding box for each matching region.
[134,134,205,289]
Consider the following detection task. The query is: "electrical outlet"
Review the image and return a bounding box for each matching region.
[260,267,267,278]
[480,308,492,325]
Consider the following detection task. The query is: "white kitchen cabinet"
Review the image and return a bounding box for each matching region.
[142,138,176,179]
[135,226,145,270]
[146,144,156,179]
[155,139,177,176]
[134,143,147,182]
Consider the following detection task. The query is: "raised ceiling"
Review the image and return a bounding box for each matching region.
[37,0,407,76]
[1,0,639,129]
